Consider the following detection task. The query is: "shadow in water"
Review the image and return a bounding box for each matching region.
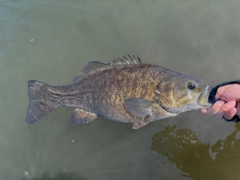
[151,123,240,179]
[21,172,88,180]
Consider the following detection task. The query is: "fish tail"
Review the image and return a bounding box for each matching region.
[26,80,61,124]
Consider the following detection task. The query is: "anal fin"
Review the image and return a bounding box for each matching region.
[71,108,97,126]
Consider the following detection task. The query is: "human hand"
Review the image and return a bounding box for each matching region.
[201,84,240,120]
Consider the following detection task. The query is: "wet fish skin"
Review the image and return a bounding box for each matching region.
[25,55,211,129]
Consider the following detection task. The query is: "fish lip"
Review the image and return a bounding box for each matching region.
[197,84,212,108]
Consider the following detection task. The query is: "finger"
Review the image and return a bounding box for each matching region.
[207,100,225,116]
[223,108,237,120]
[218,101,236,120]
[201,109,208,114]
[221,101,236,112]
[215,110,225,119]
[214,102,227,119]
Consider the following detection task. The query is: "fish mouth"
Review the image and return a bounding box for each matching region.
[197,84,212,108]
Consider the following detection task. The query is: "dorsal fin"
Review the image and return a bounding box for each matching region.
[109,54,142,65]
[73,61,105,82]
[81,61,106,75]
[73,55,142,82]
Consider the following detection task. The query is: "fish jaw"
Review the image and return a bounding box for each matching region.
[197,84,212,108]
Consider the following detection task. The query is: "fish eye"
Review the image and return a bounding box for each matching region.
[187,82,196,90]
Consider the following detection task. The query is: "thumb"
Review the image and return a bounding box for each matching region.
[216,86,227,99]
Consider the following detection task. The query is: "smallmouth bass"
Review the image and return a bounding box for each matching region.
[26,55,211,129]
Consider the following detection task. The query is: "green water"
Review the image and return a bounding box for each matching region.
[1,0,240,179]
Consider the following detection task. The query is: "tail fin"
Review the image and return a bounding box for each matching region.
[26,80,60,124]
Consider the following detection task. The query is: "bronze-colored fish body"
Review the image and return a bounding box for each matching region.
[26,55,211,129]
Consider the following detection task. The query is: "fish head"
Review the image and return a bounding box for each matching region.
[155,73,212,114]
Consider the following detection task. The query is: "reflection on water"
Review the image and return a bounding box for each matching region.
[151,123,240,180]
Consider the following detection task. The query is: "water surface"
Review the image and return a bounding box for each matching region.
[1,0,240,179]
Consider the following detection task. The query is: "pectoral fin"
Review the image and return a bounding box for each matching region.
[124,98,153,118]
[132,122,149,129]
[71,108,97,126]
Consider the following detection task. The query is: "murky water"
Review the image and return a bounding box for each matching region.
[1,0,240,179]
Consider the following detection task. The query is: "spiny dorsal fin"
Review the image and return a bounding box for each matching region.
[81,61,106,75]
[73,61,106,82]
[109,54,142,65]
[73,55,142,82]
